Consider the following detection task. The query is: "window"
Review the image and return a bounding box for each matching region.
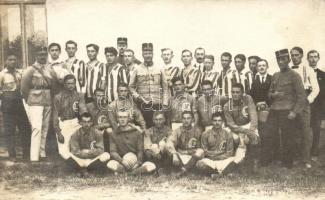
[0,5,23,68]
[0,0,47,69]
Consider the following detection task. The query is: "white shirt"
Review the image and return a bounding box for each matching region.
[291,64,319,104]
[257,73,267,83]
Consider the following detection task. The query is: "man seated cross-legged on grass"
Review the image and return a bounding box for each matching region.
[107,110,156,175]
[196,112,241,177]
[166,111,204,176]
[144,111,173,174]
[65,112,110,178]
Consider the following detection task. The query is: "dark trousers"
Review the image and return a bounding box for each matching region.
[2,108,31,158]
[137,102,162,128]
[261,110,297,166]
[311,101,322,156]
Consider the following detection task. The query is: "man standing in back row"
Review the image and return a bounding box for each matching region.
[129,43,169,128]
[290,46,319,168]
[307,50,325,161]
[261,49,306,168]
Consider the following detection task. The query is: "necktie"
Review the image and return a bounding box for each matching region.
[261,76,264,84]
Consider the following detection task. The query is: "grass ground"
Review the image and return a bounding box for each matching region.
[0,156,325,200]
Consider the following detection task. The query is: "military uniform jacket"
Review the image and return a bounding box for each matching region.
[129,63,169,105]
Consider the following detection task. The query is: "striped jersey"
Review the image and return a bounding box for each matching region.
[85,60,105,98]
[201,70,219,88]
[181,65,201,94]
[165,64,181,82]
[102,63,128,103]
[194,62,205,72]
[125,63,139,83]
[64,57,86,93]
[232,68,253,94]
[216,68,233,98]
[164,64,181,96]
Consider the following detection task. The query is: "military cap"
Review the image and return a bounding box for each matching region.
[35,46,48,54]
[104,47,118,56]
[142,43,153,51]
[117,37,127,44]
[275,49,289,58]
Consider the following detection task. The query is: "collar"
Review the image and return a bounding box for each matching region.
[3,68,18,74]
[212,127,222,134]
[33,61,47,69]
[87,59,99,66]
[49,57,63,64]
[164,62,173,68]
[181,125,193,131]
[144,61,154,67]
[62,89,77,95]
[310,65,318,70]
[204,68,217,73]
[256,72,267,78]
[235,67,248,74]
[66,56,76,62]
[183,64,194,70]
[291,63,302,69]
[195,62,203,66]
[221,67,232,75]
[233,98,244,106]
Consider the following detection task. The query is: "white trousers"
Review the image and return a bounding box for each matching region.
[70,152,110,168]
[24,102,52,161]
[197,157,235,173]
[57,118,81,159]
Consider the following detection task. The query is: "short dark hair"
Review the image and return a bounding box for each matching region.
[118,82,129,88]
[232,83,244,92]
[79,112,92,121]
[65,40,77,48]
[48,43,61,51]
[94,88,105,95]
[221,52,232,60]
[211,112,225,122]
[63,74,76,83]
[195,47,205,54]
[171,76,184,85]
[182,110,193,118]
[104,47,118,56]
[307,50,320,58]
[201,80,213,88]
[290,46,304,55]
[182,49,192,57]
[248,56,260,62]
[86,43,99,52]
[124,49,135,55]
[234,54,246,62]
[257,59,269,66]
[205,55,214,62]
[161,48,173,54]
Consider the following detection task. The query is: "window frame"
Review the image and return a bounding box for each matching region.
[0,0,47,69]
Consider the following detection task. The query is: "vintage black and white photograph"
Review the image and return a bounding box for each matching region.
[0,0,325,199]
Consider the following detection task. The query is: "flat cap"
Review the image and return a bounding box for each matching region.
[117,37,127,44]
[275,49,289,58]
[104,47,118,56]
[142,43,153,51]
